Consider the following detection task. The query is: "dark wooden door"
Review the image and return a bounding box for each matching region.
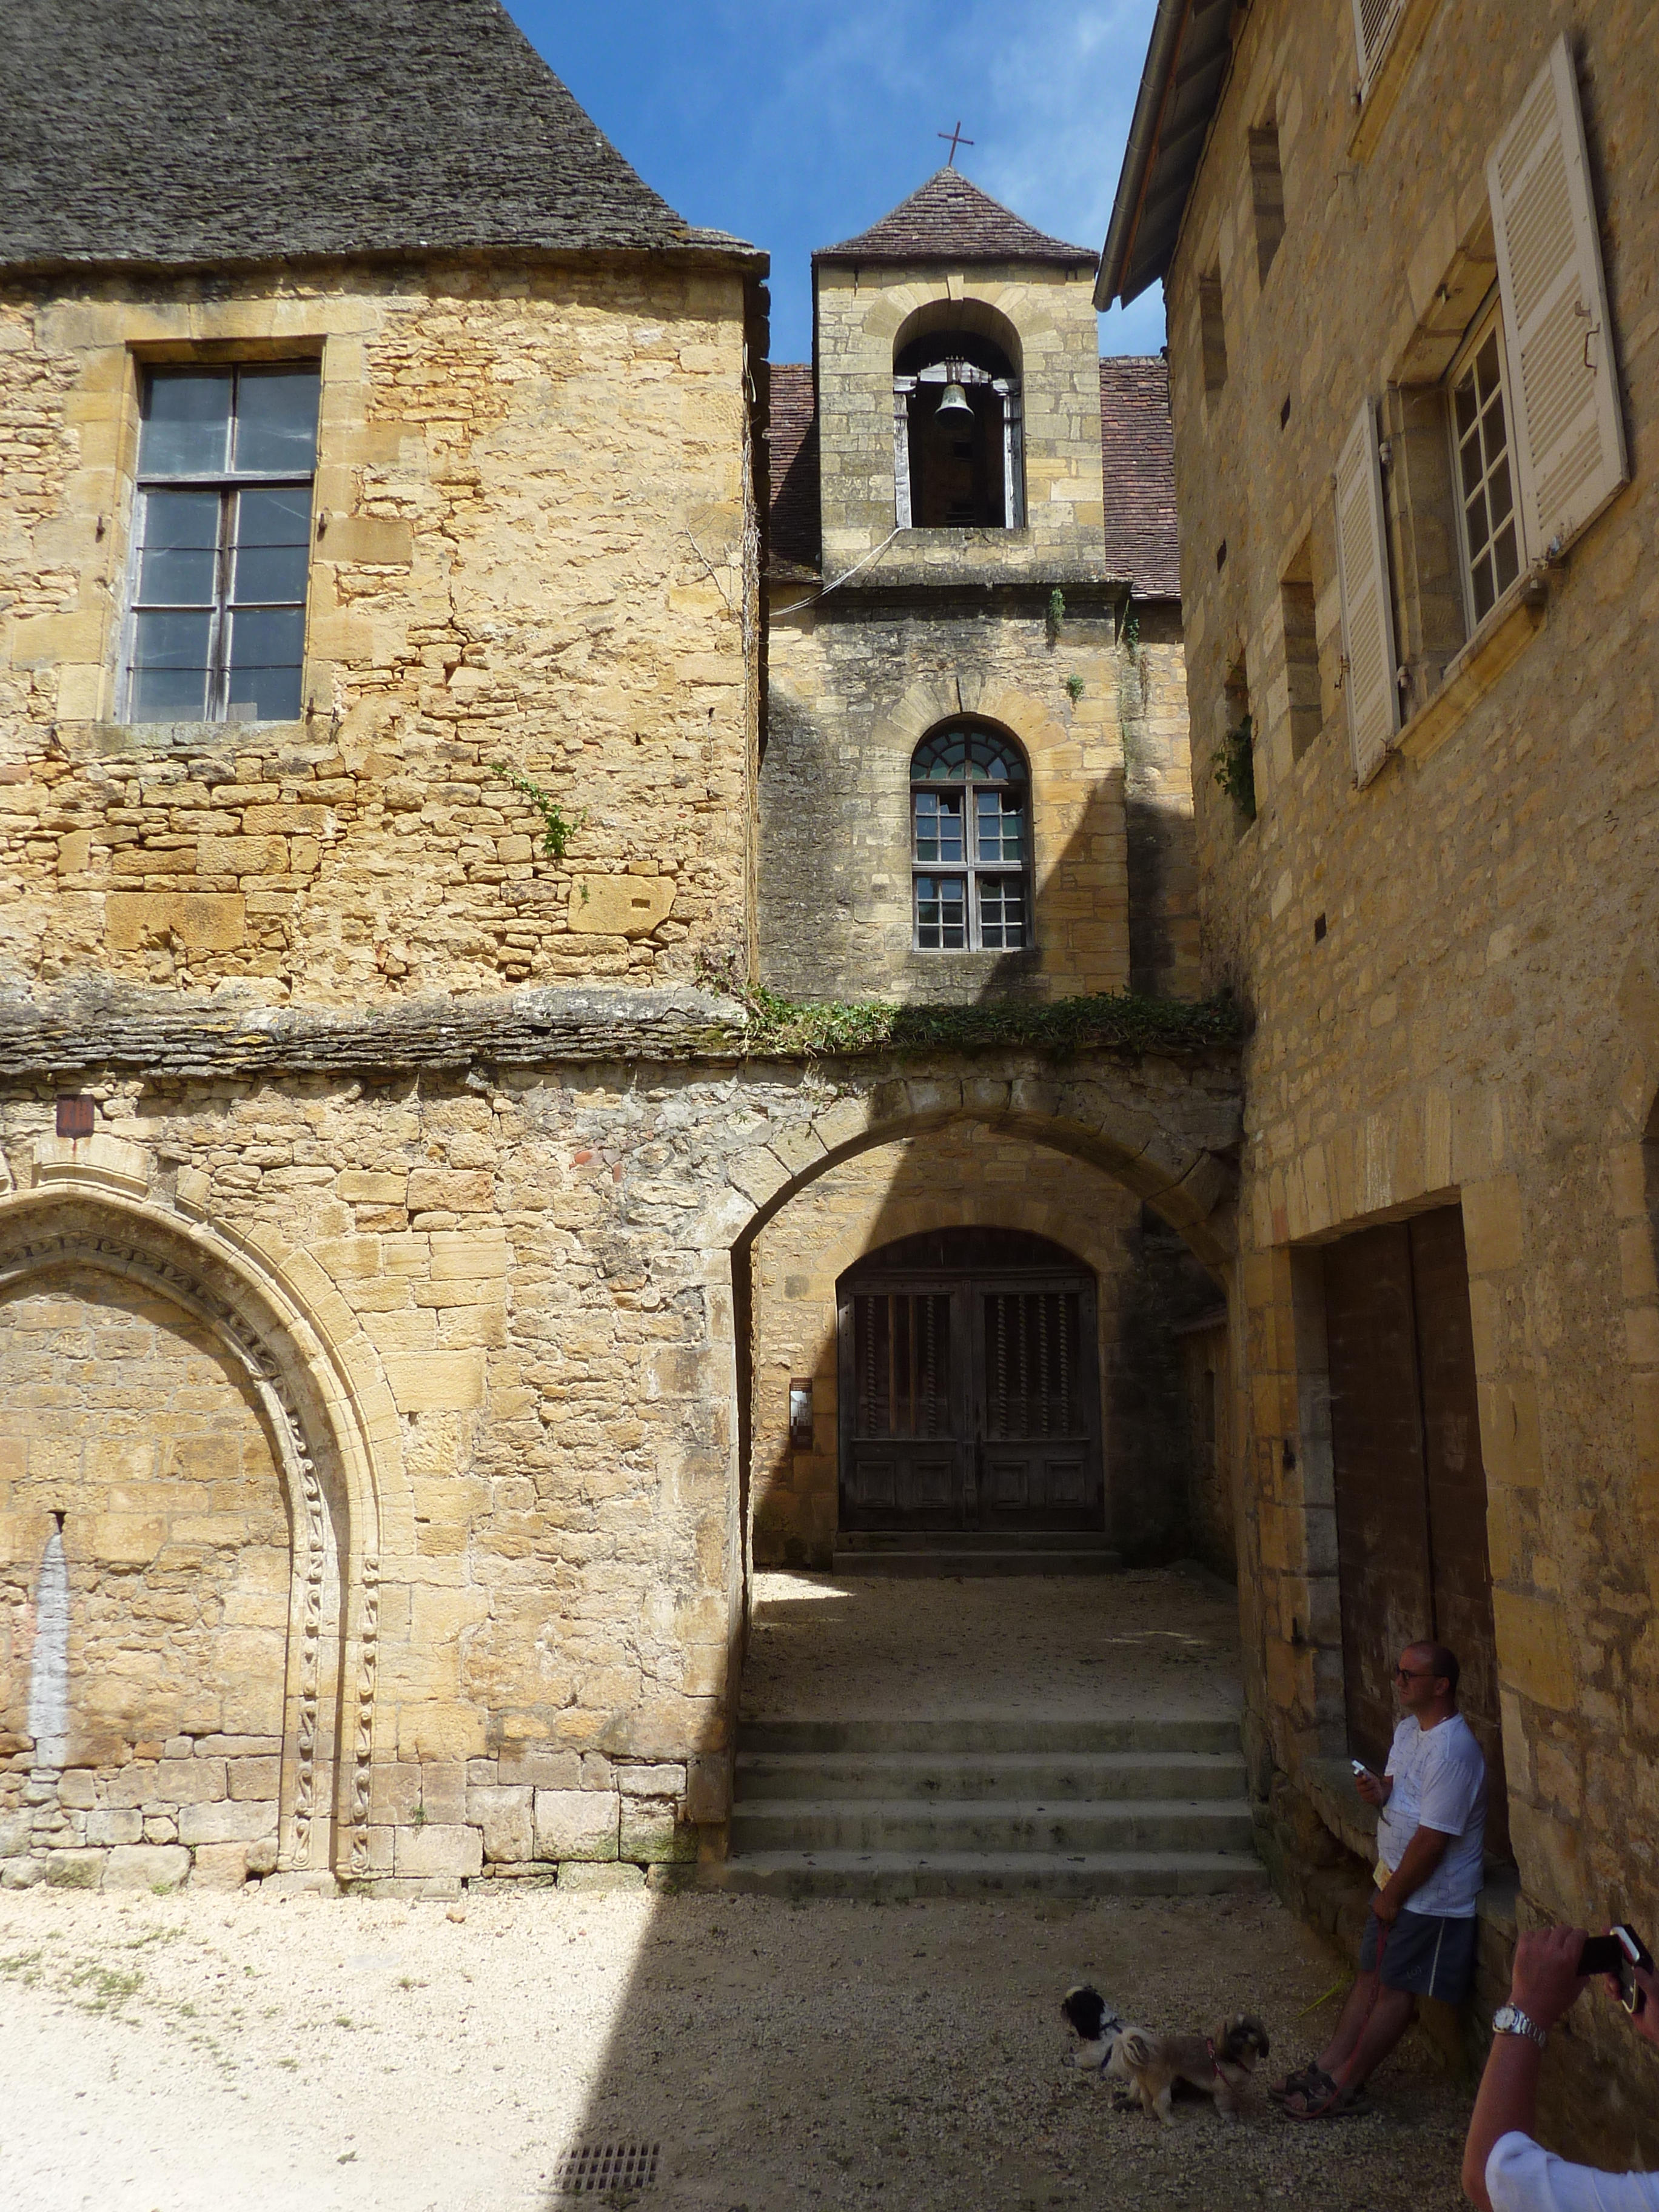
[1324,1205,1509,1857]
[840,1285,965,1529]
[1409,1207,1510,1860]
[838,1231,1103,1534]
[976,1279,1101,1529]
[1325,1224,1434,1770]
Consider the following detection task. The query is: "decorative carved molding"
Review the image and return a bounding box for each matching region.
[350,1549,380,1876]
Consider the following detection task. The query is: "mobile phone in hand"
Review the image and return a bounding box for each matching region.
[1577,1925,1652,2015]
[1350,1760,1369,1780]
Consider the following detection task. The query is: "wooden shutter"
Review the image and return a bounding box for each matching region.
[1334,400,1398,786]
[1349,0,1404,81]
[1488,35,1628,560]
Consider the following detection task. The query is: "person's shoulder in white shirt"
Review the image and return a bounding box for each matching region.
[1488,2130,1659,2211]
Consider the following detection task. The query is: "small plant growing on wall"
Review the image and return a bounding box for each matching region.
[1214,712,1256,822]
[1121,608,1141,655]
[489,762,583,861]
[1045,588,1066,642]
[1065,674,1085,702]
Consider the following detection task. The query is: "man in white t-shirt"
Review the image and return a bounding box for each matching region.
[1277,1640,1486,2119]
[1463,1923,1659,2209]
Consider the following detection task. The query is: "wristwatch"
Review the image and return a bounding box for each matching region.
[1492,2004,1549,2048]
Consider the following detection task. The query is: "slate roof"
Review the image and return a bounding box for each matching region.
[766,365,821,578]
[1098,357,1180,598]
[2,0,759,273]
[817,170,1096,268]
[765,356,1180,603]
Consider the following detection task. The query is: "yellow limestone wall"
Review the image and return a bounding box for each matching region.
[0,263,759,1001]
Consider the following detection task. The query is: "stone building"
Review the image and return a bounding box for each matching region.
[0,1,1235,1901]
[1102,0,1659,2157]
[753,172,1211,1567]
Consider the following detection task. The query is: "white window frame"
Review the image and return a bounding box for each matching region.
[120,363,319,727]
[1446,297,1527,634]
[910,734,1031,954]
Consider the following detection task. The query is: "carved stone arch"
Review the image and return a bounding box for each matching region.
[699,1061,1241,1273]
[891,295,1025,379]
[0,1186,392,1878]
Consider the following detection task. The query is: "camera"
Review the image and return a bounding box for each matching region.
[1577,1925,1652,2016]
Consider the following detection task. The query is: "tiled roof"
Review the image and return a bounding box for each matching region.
[1099,357,1180,600]
[767,365,821,578]
[764,355,1181,603]
[817,169,1096,267]
[2,0,757,272]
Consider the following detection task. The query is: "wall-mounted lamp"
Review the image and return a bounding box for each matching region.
[788,1379,814,1452]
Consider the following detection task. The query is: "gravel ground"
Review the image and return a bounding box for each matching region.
[0,1882,1472,2212]
[743,1567,1244,1724]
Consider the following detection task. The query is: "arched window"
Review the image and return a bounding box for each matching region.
[894,328,1023,531]
[910,725,1029,953]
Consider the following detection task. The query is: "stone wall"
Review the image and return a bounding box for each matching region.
[1161,0,1659,2158]
[0,1015,1242,1892]
[749,1121,1218,1567]
[0,1271,288,1891]
[762,591,1194,1005]
[0,260,759,1003]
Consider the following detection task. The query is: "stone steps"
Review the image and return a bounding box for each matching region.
[718,1715,1264,1900]
[831,1532,1120,1578]
[735,1748,1248,1802]
[731,1795,1256,1855]
[718,1849,1267,1900]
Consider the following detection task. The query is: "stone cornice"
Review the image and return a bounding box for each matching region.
[0,984,1243,1082]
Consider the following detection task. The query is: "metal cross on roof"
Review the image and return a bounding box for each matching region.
[937,121,974,164]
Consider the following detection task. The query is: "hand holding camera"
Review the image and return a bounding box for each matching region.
[1506,1923,1654,2042]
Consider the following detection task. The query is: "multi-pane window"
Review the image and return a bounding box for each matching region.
[910,725,1029,953]
[125,364,320,723]
[1449,310,1522,626]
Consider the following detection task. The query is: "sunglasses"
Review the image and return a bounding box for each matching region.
[1393,1664,1436,1681]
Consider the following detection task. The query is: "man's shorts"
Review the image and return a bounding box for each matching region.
[1359,1905,1478,2002]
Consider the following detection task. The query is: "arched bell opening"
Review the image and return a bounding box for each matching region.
[893,306,1024,529]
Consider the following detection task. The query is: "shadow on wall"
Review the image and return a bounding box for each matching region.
[744,1128,1225,1573]
[1120,600,1200,1000]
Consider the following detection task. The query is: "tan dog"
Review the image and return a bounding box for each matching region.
[1115,2013,1270,2125]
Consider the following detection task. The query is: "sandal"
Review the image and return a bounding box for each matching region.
[1281,2067,1366,2120]
[1267,2064,1319,2105]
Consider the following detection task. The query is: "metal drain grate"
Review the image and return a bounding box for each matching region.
[552,2141,660,2195]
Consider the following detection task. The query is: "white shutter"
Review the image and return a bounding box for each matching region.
[1350,0,1405,81]
[1335,400,1399,787]
[1488,35,1628,560]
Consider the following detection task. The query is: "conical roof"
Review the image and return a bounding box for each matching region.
[2,0,758,273]
[816,169,1096,269]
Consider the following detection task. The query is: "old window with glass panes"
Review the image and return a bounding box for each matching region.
[910,725,1029,953]
[1449,306,1523,628]
[124,364,320,723]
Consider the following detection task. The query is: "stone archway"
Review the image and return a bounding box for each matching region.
[0,1188,385,1883]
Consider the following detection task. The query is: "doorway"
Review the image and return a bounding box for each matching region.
[837,1227,1103,1533]
[1323,1204,1509,1858]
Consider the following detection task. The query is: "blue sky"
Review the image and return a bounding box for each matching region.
[506,1,1165,366]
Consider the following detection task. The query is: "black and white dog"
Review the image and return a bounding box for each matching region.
[1061,1984,1137,2079]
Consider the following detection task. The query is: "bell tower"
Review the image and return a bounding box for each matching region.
[812,168,1107,580]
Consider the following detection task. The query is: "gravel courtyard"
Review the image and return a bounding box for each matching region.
[1,1879,1475,2212]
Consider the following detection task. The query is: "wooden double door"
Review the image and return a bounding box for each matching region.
[1324,1204,1509,1858]
[837,1228,1104,1532]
